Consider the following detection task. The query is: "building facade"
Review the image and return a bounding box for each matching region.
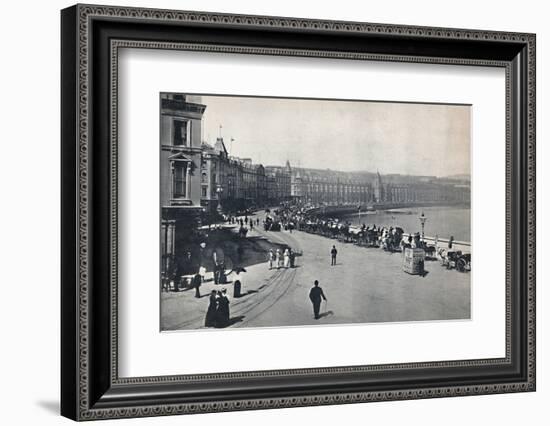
[199,138,270,214]
[160,93,207,278]
[290,168,373,206]
[264,161,292,205]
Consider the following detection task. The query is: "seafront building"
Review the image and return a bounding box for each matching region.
[160,93,206,277]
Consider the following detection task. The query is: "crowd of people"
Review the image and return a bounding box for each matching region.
[260,206,446,255]
[221,214,261,238]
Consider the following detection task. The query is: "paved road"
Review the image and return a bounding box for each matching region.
[161,210,470,331]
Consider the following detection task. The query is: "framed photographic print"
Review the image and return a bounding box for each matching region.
[61,4,536,421]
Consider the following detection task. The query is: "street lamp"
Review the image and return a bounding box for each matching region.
[216,184,224,215]
[419,211,427,242]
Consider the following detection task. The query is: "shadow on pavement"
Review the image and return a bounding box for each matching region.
[227,235,299,270]
[319,310,334,319]
[220,315,246,327]
[269,265,302,271]
[231,289,258,299]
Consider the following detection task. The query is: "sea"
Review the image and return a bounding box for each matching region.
[342,205,471,243]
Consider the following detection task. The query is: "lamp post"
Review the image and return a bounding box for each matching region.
[216,184,224,216]
[419,211,427,242]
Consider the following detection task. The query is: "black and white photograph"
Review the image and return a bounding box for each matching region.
[159,93,472,331]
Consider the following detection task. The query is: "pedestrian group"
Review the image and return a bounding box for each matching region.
[204,288,231,328]
[267,247,295,270]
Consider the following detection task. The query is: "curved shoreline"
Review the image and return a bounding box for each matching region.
[307,201,471,217]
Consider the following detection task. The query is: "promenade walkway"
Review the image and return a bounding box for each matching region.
[161,211,470,331]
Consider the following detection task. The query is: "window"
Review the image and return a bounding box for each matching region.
[201,172,207,183]
[173,164,186,198]
[173,119,189,146]
[201,186,208,198]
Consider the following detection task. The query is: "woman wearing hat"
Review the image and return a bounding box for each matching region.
[216,289,230,328]
[204,290,218,327]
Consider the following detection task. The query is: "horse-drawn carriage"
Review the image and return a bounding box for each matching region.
[381,227,405,252]
[238,226,249,238]
[411,239,437,259]
[438,248,471,272]
[336,224,353,242]
[283,221,295,232]
[364,228,381,247]
[264,216,281,231]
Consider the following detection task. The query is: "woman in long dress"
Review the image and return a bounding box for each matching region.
[198,264,206,283]
[268,249,275,270]
[283,248,290,268]
[275,249,281,269]
[216,289,230,328]
[204,290,218,327]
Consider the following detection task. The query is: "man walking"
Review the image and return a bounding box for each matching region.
[309,280,327,320]
[330,245,338,266]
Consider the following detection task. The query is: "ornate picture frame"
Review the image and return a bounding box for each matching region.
[61,4,535,420]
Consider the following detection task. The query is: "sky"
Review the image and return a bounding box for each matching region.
[196,94,471,177]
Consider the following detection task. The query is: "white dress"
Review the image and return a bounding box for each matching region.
[283,250,290,268]
[199,266,206,280]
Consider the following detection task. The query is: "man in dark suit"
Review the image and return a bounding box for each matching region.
[309,280,327,320]
[330,245,338,266]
